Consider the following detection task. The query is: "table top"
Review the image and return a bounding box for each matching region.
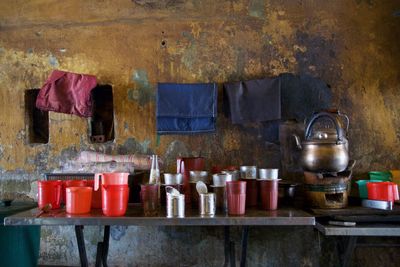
[0,202,37,218]
[315,221,400,236]
[4,204,315,226]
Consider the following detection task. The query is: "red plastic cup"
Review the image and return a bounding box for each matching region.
[37,180,63,209]
[140,184,159,216]
[102,184,129,216]
[367,182,399,202]
[240,178,258,207]
[66,187,92,214]
[62,180,87,205]
[258,179,279,211]
[226,181,246,215]
[86,180,102,209]
[226,181,247,195]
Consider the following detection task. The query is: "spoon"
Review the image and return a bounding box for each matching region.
[165,186,180,196]
[196,181,208,194]
[36,203,52,217]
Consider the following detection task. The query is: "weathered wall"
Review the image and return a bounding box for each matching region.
[1,0,400,266]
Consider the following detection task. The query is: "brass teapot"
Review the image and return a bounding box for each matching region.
[293,111,349,173]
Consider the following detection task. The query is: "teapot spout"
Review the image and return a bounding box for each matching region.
[293,135,302,149]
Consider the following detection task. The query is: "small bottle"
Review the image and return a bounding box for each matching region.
[149,155,160,185]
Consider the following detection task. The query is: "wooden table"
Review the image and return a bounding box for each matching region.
[313,206,400,267]
[4,204,315,267]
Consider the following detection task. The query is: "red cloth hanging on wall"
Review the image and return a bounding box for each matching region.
[36,70,97,117]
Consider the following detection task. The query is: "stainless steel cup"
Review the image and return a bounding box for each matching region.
[240,166,257,179]
[166,193,185,218]
[212,173,233,186]
[189,171,209,183]
[221,170,239,181]
[163,173,183,185]
[211,185,227,212]
[259,168,279,179]
[199,193,216,216]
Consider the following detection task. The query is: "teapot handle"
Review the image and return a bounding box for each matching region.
[312,109,349,134]
[338,111,349,134]
[305,112,344,143]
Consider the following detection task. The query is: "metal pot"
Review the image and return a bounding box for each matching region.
[278,181,299,205]
[293,111,349,173]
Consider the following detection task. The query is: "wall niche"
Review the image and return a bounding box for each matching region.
[25,89,49,144]
[90,85,115,143]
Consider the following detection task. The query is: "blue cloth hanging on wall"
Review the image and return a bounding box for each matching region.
[156,83,217,134]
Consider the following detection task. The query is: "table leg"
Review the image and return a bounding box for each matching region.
[224,226,230,267]
[340,236,358,267]
[95,243,103,267]
[102,225,110,267]
[240,226,249,267]
[229,241,236,267]
[95,225,111,267]
[75,225,88,267]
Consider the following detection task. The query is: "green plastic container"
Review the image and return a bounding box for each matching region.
[368,171,392,181]
[356,180,381,198]
[0,202,40,267]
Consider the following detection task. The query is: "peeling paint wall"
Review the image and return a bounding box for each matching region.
[1,0,400,266]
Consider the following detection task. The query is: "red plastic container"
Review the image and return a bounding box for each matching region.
[94,172,129,191]
[102,184,129,216]
[37,180,63,209]
[240,179,258,207]
[66,187,92,214]
[86,180,102,209]
[226,181,246,215]
[258,179,279,211]
[62,180,87,205]
[367,182,399,202]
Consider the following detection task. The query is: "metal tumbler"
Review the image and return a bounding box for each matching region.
[240,166,257,179]
[199,193,216,216]
[166,193,185,218]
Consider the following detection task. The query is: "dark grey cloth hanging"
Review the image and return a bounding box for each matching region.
[279,73,332,122]
[223,77,281,124]
[223,74,332,144]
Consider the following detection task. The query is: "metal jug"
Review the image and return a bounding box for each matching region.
[293,111,349,173]
[177,157,205,205]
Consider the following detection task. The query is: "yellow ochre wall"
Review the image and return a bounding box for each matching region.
[0,0,399,185]
[1,1,400,266]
